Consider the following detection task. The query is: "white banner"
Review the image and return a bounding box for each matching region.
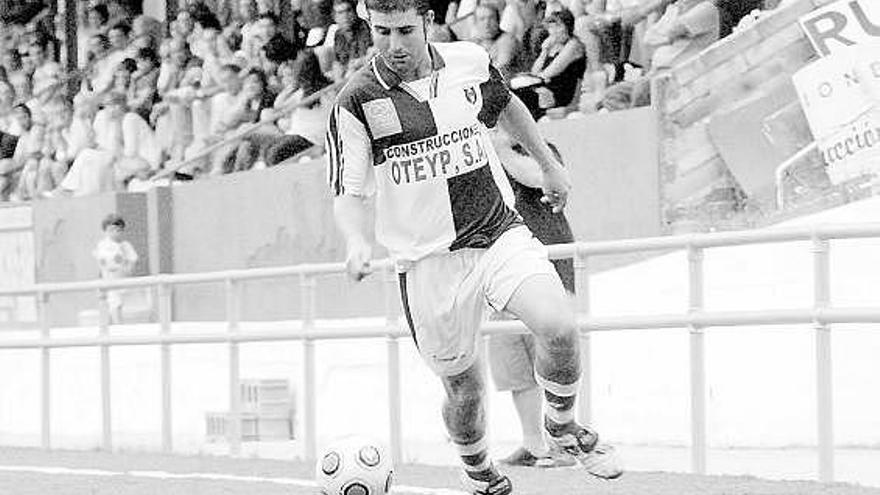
[792,41,880,184]
[799,0,880,57]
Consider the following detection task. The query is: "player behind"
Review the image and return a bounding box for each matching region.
[326,0,623,491]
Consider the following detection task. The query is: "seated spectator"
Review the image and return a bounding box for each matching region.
[511,9,586,120]
[26,39,63,124]
[151,38,200,163]
[111,58,138,96]
[254,13,299,74]
[59,93,124,196]
[221,67,275,173]
[79,4,111,67]
[574,0,639,80]
[301,0,334,47]
[3,47,32,104]
[328,0,373,81]
[82,34,125,96]
[600,0,719,111]
[37,99,90,197]
[108,22,135,59]
[0,80,19,134]
[130,15,163,53]
[126,47,160,122]
[237,0,262,59]
[106,0,135,27]
[471,3,519,79]
[258,50,335,166]
[0,103,42,201]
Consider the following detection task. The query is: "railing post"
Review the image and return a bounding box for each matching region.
[226,279,242,457]
[38,291,51,450]
[574,251,592,427]
[158,282,173,453]
[688,246,707,475]
[813,236,834,482]
[384,267,403,465]
[301,275,318,463]
[97,288,112,451]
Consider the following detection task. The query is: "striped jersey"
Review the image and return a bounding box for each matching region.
[327,42,522,263]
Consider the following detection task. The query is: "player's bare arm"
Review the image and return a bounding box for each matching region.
[333,194,374,281]
[497,94,572,213]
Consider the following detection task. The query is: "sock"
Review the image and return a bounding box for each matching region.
[454,436,499,482]
[535,373,579,431]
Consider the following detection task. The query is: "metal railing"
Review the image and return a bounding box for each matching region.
[3,223,880,482]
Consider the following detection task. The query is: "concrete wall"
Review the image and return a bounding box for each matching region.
[0,205,36,326]
[30,108,661,324]
[32,193,150,326]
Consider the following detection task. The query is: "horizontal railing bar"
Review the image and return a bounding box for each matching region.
[4,223,880,297]
[547,223,880,258]
[2,307,880,349]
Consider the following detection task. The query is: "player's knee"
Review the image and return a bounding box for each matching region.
[530,311,578,347]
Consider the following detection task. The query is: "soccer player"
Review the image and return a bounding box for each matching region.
[326,0,623,492]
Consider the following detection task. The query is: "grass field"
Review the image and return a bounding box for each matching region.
[1,447,879,495]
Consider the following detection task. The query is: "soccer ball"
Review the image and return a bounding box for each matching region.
[315,436,394,495]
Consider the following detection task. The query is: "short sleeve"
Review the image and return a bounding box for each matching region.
[478,64,512,128]
[326,97,376,197]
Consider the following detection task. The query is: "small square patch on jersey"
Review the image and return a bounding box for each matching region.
[362,98,402,139]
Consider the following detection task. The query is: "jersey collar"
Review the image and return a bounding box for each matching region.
[371,43,446,90]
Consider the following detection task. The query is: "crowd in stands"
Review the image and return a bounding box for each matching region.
[0,0,783,202]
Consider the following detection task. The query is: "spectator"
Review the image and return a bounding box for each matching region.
[574,0,639,80]
[106,0,135,27]
[26,39,63,119]
[93,213,138,325]
[130,15,162,53]
[0,103,42,200]
[112,57,138,95]
[4,47,31,105]
[330,0,373,81]
[79,4,111,64]
[59,92,124,196]
[260,49,334,166]
[512,9,586,120]
[222,67,274,173]
[237,0,261,59]
[37,99,88,197]
[301,0,334,47]
[82,33,125,95]
[471,3,519,79]
[255,13,299,73]
[126,47,159,121]
[0,80,19,134]
[108,22,133,57]
[600,0,719,111]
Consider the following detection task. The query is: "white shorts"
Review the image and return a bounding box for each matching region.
[397,226,562,377]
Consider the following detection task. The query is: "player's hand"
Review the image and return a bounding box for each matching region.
[345,241,373,282]
[540,164,572,213]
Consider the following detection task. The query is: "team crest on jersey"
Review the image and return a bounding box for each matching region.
[464,86,477,105]
[363,98,402,139]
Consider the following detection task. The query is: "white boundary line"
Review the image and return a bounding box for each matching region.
[0,464,467,495]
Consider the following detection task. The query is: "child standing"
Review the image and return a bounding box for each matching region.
[93,214,138,324]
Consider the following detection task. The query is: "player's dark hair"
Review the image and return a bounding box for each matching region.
[101,213,126,230]
[365,0,431,16]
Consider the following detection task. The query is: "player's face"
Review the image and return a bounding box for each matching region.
[369,8,433,80]
[105,224,123,241]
